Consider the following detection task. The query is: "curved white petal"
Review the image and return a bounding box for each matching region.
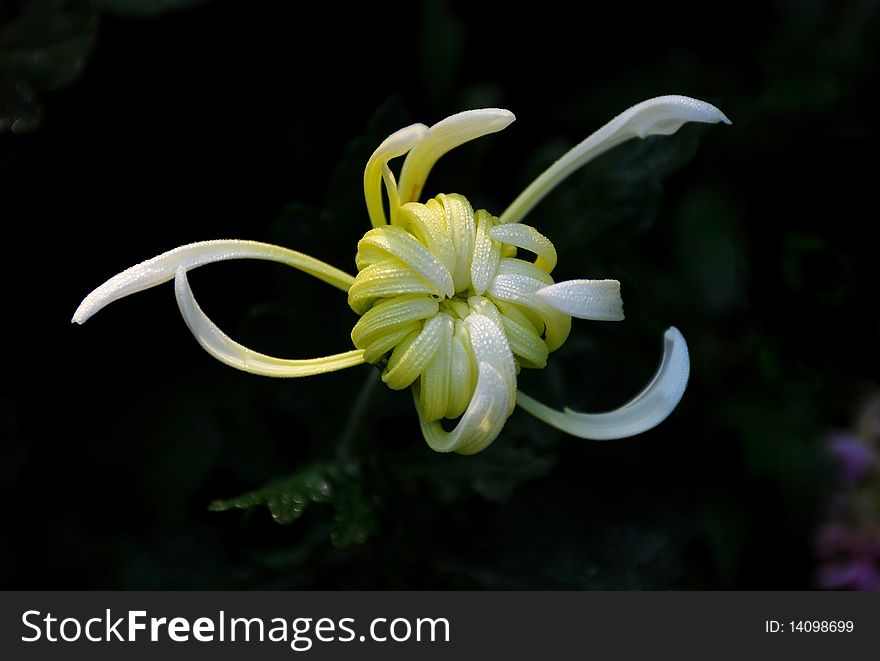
[364,123,429,228]
[536,279,624,321]
[398,108,515,204]
[72,240,355,324]
[417,361,511,455]
[174,269,365,377]
[516,327,689,439]
[415,312,518,454]
[500,96,730,225]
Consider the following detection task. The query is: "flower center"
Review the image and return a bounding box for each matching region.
[348,193,571,423]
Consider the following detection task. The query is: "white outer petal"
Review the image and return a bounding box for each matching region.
[500,95,730,225]
[415,314,517,454]
[536,279,624,321]
[516,327,689,439]
[72,240,355,324]
[174,270,365,377]
[398,108,515,203]
[418,361,511,455]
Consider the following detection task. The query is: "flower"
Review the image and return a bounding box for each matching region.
[815,393,880,590]
[73,95,730,454]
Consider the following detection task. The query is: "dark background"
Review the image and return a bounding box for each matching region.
[1,0,878,589]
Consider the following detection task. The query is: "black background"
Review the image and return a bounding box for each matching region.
[1,0,878,588]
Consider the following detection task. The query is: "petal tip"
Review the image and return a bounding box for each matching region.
[71,295,100,324]
[516,325,690,440]
[535,278,624,322]
[663,325,686,345]
[687,97,731,126]
[490,108,516,126]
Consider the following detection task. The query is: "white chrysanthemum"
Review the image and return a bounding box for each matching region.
[73,95,730,454]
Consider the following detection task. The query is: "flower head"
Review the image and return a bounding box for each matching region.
[73,95,729,454]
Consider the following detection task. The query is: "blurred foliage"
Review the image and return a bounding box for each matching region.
[0,0,209,132]
[1,0,878,589]
[209,461,376,547]
[0,0,96,132]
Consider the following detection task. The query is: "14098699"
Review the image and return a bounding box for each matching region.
[764,620,854,633]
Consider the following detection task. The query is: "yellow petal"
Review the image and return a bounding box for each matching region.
[351,294,439,350]
[356,226,454,297]
[418,316,454,422]
[397,108,515,204]
[347,259,442,315]
[470,209,501,296]
[364,123,429,228]
[382,313,452,390]
[490,223,557,273]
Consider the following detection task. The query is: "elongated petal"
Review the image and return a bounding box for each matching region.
[536,279,624,321]
[365,123,429,228]
[398,108,515,203]
[500,96,730,225]
[347,259,441,315]
[356,226,454,297]
[439,193,476,292]
[490,223,557,272]
[417,361,511,455]
[398,199,456,276]
[73,240,355,324]
[174,270,365,377]
[470,209,501,295]
[382,313,452,390]
[465,306,518,413]
[516,327,689,439]
[494,256,554,285]
[418,316,454,422]
[446,320,475,419]
[362,322,422,364]
[498,312,549,369]
[416,313,518,454]
[487,272,571,351]
[351,295,439,350]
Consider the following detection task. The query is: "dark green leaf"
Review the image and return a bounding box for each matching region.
[209,462,376,547]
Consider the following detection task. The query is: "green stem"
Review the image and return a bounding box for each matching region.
[336,370,381,460]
